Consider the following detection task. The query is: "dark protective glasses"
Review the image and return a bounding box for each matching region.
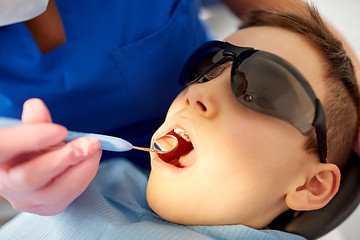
[179,40,327,163]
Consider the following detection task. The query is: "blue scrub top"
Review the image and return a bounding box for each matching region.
[0,0,209,168]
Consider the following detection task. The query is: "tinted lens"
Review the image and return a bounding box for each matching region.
[232,51,316,135]
[190,49,225,84]
[180,44,226,86]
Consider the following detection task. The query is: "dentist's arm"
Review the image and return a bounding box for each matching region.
[0,99,101,215]
[222,0,297,20]
[355,132,360,157]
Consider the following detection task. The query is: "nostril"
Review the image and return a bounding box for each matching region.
[197,101,207,111]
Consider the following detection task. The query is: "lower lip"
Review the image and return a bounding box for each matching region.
[150,153,188,174]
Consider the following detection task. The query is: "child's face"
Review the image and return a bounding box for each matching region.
[146,26,327,228]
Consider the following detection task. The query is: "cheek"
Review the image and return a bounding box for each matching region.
[222,105,306,163]
[200,109,307,192]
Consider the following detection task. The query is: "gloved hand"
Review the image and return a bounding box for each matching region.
[0,98,102,215]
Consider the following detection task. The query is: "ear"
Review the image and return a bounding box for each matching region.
[285,163,341,211]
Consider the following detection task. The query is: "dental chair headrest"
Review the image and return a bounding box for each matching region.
[269,152,360,239]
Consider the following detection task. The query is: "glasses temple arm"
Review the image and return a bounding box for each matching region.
[314,98,327,163]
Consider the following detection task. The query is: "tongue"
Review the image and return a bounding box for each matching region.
[153,134,179,153]
[156,130,193,164]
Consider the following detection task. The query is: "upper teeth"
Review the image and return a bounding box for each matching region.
[174,128,191,142]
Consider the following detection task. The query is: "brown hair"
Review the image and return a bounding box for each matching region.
[241,3,360,168]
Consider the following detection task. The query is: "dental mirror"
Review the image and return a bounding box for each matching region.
[132,134,178,154]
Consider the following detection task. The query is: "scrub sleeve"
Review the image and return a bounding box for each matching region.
[0,0,210,168]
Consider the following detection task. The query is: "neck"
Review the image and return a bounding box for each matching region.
[24,0,66,53]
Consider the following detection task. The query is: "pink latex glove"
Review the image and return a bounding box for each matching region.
[0,98,102,215]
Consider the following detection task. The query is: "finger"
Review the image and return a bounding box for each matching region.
[22,98,52,123]
[7,137,101,190]
[26,149,102,213]
[0,123,68,163]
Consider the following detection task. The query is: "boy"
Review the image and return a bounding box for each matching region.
[0,3,358,240]
[146,3,359,230]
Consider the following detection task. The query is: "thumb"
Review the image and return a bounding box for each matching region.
[21,98,53,123]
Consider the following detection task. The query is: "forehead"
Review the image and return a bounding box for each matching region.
[224,26,326,100]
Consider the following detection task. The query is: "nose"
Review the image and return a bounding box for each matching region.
[184,82,219,119]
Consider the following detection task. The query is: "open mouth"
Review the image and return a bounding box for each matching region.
[155,128,194,168]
